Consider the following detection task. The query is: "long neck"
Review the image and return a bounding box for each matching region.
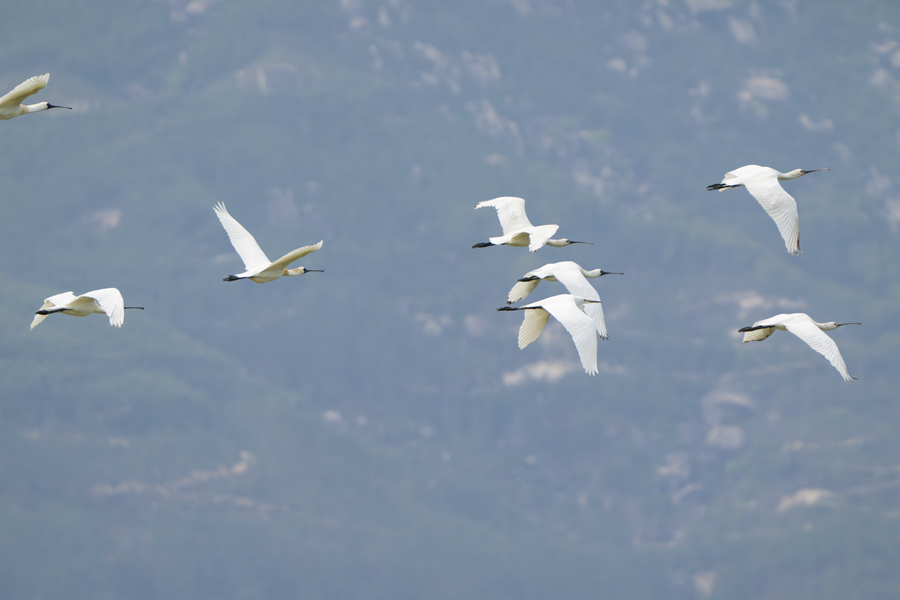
[545,239,591,247]
[23,102,50,114]
[778,168,827,181]
[818,321,860,331]
[581,268,622,278]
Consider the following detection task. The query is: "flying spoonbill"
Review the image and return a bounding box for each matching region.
[507,261,623,339]
[214,202,323,283]
[0,73,71,120]
[738,313,860,381]
[472,196,591,252]
[30,288,143,330]
[707,165,829,255]
[498,294,603,375]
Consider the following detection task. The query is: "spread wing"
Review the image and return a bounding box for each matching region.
[741,327,776,342]
[552,265,607,339]
[0,73,49,109]
[507,279,541,304]
[30,290,76,330]
[744,178,801,255]
[83,288,125,327]
[541,295,599,376]
[270,240,323,270]
[784,319,853,381]
[475,197,535,235]
[517,307,552,349]
[214,202,271,272]
[525,224,560,252]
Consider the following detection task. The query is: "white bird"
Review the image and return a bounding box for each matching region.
[707,165,829,255]
[498,294,603,375]
[0,73,71,120]
[738,313,860,381]
[473,196,591,252]
[507,261,623,340]
[30,288,143,330]
[214,202,323,283]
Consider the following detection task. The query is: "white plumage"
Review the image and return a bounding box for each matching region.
[0,73,71,120]
[707,165,828,255]
[30,288,142,330]
[739,312,860,381]
[214,202,323,283]
[499,294,603,375]
[507,261,623,340]
[473,196,591,252]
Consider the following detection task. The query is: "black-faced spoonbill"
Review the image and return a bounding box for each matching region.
[0,74,71,120]
[31,288,143,330]
[472,196,591,252]
[738,313,860,381]
[507,261,623,340]
[498,294,603,375]
[707,165,829,255]
[214,202,323,283]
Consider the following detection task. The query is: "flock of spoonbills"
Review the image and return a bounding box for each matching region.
[476,168,858,381]
[11,73,859,381]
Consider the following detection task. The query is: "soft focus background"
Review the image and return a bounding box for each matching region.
[2,1,899,598]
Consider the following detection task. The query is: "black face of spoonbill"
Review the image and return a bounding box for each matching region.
[304,269,324,273]
[46,103,72,110]
[800,168,830,175]
[833,322,861,327]
[472,242,495,248]
[599,270,624,276]
[562,239,592,245]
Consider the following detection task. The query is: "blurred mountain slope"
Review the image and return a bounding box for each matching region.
[1,0,900,598]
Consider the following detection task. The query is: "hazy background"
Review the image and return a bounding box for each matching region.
[2,1,900,598]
